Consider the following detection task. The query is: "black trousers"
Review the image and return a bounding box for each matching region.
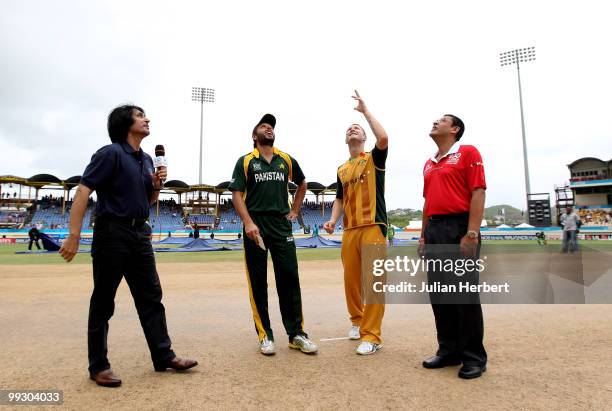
[28,238,40,250]
[424,213,487,366]
[88,218,175,373]
[243,214,306,343]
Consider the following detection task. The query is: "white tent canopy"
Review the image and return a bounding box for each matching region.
[515,223,535,228]
[405,220,422,229]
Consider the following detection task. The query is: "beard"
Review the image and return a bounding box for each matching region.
[255,130,275,147]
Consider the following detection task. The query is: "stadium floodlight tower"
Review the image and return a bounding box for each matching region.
[191,87,215,185]
[500,46,536,213]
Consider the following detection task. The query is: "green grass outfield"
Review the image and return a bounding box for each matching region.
[0,243,341,265]
[1,240,610,266]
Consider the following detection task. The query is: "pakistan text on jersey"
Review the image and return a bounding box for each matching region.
[254,171,286,183]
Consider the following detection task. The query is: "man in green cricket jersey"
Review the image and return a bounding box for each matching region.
[229,113,318,356]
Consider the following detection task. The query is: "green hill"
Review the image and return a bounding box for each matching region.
[387,204,526,227]
[387,208,423,227]
[484,204,525,224]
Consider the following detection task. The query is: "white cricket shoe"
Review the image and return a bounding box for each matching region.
[356,341,382,355]
[348,325,360,340]
[260,337,275,355]
[289,335,318,354]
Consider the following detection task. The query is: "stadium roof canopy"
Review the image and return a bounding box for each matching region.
[2,173,340,197]
[215,181,231,191]
[1,174,78,190]
[307,182,326,194]
[567,157,610,168]
[164,179,191,193]
[64,176,81,189]
[27,174,62,187]
[0,175,28,185]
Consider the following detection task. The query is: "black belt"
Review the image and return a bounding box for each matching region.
[96,215,149,227]
[428,212,469,222]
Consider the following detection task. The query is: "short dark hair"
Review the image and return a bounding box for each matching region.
[107,105,144,143]
[444,114,465,141]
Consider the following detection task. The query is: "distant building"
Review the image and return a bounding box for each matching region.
[567,157,612,206]
[566,157,612,228]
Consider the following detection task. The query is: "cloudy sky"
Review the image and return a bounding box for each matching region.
[1,0,611,210]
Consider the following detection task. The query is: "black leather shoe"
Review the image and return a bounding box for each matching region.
[154,357,198,372]
[422,355,462,369]
[458,364,486,379]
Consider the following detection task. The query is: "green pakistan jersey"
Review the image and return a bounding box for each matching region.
[228,147,305,214]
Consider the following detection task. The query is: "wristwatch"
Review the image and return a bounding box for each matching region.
[467,230,478,239]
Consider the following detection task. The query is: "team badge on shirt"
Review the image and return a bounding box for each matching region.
[447,152,462,165]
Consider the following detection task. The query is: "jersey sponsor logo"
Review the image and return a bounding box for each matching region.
[253,163,262,171]
[287,236,294,242]
[343,172,367,188]
[254,171,285,183]
[447,152,462,165]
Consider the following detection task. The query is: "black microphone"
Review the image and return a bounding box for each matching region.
[153,144,167,187]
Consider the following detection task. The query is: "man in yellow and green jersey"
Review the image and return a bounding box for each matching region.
[324,91,389,355]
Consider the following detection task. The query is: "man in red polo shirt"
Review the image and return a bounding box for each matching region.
[419,114,487,379]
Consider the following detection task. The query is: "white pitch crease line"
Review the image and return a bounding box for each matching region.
[319,337,351,341]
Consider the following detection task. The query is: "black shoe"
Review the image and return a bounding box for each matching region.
[458,364,486,379]
[422,355,462,369]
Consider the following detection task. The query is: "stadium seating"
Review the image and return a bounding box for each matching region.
[30,203,92,228]
[23,197,342,232]
[0,210,26,226]
[577,207,612,227]
[149,203,185,230]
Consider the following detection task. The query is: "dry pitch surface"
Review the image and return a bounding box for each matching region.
[1,259,612,410]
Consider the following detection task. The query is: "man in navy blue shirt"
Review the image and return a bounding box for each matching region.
[60,105,197,387]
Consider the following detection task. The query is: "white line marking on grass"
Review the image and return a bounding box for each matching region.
[319,337,351,341]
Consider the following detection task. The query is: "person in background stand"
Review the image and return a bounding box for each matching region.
[28,226,41,250]
[560,206,580,253]
[387,225,395,247]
